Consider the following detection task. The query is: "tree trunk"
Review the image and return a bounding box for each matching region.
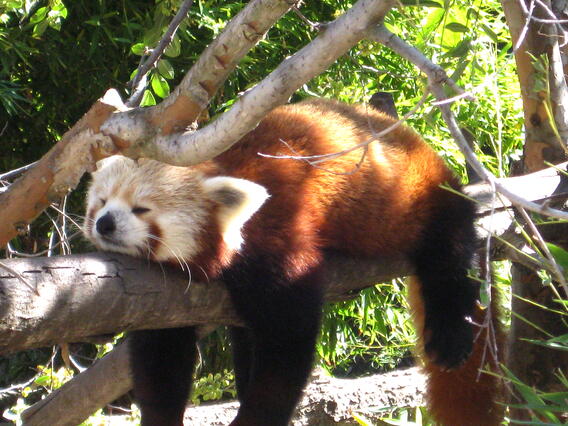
[502,0,568,420]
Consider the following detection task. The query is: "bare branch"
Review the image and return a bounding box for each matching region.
[0,161,38,182]
[0,0,296,249]
[101,0,395,165]
[369,25,568,221]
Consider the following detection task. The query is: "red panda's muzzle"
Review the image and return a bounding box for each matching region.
[96,212,116,236]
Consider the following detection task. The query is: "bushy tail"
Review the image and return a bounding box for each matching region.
[406,186,504,425]
[408,279,504,425]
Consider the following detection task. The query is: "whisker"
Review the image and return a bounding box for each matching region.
[146,234,192,291]
[143,240,167,288]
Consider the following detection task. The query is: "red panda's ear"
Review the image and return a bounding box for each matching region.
[202,177,269,250]
[94,155,133,172]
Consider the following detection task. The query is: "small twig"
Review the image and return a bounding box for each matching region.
[514,0,536,52]
[516,206,568,298]
[258,92,428,168]
[5,232,82,259]
[0,161,38,181]
[126,0,195,107]
[291,5,325,31]
[370,24,568,222]
[0,260,39,295]
[0,121,8,137]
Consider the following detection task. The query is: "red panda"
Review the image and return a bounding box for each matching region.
[84,98,503,426]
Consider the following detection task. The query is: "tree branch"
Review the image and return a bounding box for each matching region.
[102,0,395,165]
[0,0,394,249]
[127,0,195,107]
[0,90,126,248]
[369,25,568,221]
[0,252,410,355]
[1,162,566,354]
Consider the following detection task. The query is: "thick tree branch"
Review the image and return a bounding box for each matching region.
[1,162,563,425]
[143,0,297,133]
[1,162,566,354]
[0,252,410,355]
[0,0,393,250]
[182,368,425,426]
[0,0,296,249]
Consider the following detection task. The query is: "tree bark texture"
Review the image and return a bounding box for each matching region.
[183,368,425,426]
[0,252,411,355]
[1,162,564,425]
[502,1,568,418]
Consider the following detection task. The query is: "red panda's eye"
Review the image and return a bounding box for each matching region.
[132,206,151,215]
[100,198,106,205]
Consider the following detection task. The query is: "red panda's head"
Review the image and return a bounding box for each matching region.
[84,156,269,264]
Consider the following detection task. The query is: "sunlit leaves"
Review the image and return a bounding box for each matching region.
[151,73,170,98]
[157,59,174,79]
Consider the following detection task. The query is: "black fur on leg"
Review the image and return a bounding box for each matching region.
[223,259,324,426]
[129,326,197,426]
[230,326,254,402]
[411,189,479,369]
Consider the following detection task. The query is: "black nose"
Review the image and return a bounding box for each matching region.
[96,212,116,236]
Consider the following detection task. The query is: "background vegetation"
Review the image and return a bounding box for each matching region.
[1,0,565,424]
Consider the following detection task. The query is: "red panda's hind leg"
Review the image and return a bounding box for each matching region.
[129,327,197,426]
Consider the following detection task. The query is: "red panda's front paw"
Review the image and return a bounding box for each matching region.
[424,316,473,370]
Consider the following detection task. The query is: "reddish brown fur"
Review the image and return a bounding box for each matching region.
[215,99,456,263]
[210,99,502,425]
[408,278,504,426]
[92,99,503,425]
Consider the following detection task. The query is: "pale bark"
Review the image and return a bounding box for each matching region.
[21,360,426,426]
[102,0,395,165]
[0,252,410,355]
[0,90,125,248]
[183,368,426,426]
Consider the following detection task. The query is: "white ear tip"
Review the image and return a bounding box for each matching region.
[95,155,130,171]
[202,177,269,250]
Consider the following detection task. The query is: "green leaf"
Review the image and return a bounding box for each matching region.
[445,22,469,33]
[164,35,181,58]
[140,90,156,107]
[29,7,47,24]
[481,24,500,43]
[546,243,568,272]
[33,20,49,37]
[131,43,146,56]
[151,73,170,98]
[446,37,471,58]
[157,59,174,80]
[524,334,568,351]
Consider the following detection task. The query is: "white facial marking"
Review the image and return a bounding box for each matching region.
[85,155,210,263]
[91,198,147,256]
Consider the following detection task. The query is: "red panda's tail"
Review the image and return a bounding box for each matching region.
[408,277,504,426]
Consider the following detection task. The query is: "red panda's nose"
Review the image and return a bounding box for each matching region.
[96,212,116,236]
